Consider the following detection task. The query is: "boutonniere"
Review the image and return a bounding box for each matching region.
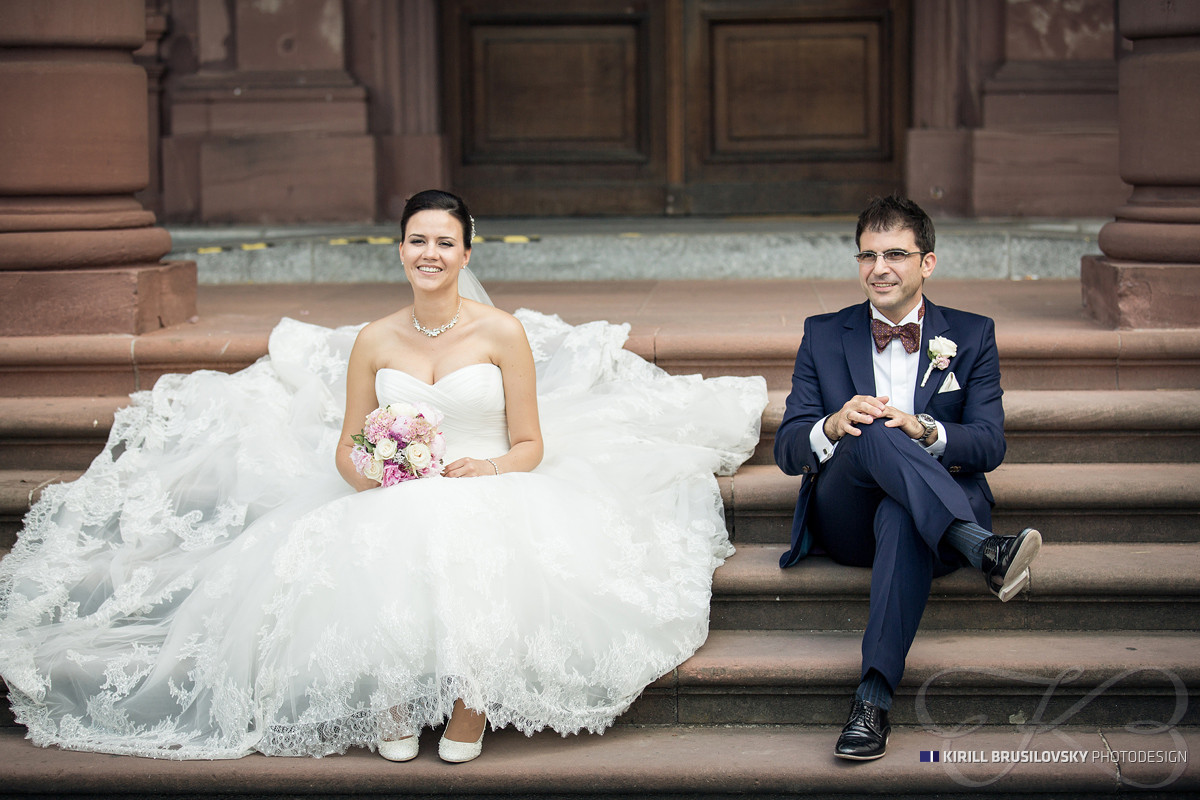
[921,336,957,387]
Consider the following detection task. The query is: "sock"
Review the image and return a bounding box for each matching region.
[855,669,894,711]
[944,519,993,569]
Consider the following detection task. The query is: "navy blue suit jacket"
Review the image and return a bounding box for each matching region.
[773,298,1006,568]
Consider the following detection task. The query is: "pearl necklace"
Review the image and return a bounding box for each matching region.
[412,299,463,338]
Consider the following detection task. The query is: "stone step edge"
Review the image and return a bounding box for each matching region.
[715,542,1200,599]
[672,629,1200,689]
[5,462,1200,540]
[2,724,1194,796]
[1,515,1192,604]
[762,389,1200,434]
[0,630,1193,704]
[5,390,1200,439]
[727,462,1200,511]
[2,326,1199,375]
[6,462,1200,523]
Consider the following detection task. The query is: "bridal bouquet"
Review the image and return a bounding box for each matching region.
[350,402,447,486]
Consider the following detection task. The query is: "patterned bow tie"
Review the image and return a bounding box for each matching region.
[871,318,921,354]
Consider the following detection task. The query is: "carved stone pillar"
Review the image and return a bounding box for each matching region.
[0,0,196,336]
[160,0,374,223]
[1081,1,1200,328]
[906,0,1004,216]
[345,0,447,220]
[134,1,168,217]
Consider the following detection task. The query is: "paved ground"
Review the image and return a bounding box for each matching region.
[182,278,1103,343]
[165,216,1108,283]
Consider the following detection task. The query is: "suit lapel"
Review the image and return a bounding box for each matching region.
[843,302,876,397]
[915,298,950,412]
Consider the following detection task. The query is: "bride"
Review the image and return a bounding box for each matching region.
[0,190,768,762]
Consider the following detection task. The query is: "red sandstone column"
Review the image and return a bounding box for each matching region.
[1081,1,1200,328]
[0,0,196,336]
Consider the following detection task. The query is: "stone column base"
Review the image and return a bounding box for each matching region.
[0,261,197,336]
[1081,255,1200,329]
[376,134,449,220]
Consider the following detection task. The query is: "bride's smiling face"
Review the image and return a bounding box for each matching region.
[400,210,470,290]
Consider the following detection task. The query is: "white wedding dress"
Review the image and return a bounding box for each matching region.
[0,310,766,759]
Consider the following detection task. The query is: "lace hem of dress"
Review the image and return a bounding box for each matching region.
[8,617,706,759]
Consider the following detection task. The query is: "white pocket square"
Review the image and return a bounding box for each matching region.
[938,371,960,393]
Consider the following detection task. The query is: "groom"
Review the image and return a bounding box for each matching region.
[773,195,1041,761]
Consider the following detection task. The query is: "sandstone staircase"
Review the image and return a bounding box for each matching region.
[1,279,1198,798]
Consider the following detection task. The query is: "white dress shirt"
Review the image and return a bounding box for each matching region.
[809,300,948,463]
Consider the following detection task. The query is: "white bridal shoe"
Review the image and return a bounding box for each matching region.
[438,729,484,763]
[378,736,419,762]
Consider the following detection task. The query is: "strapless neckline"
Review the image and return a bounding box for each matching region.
[377,362,500,388]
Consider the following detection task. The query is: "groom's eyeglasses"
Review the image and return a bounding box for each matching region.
[854,249,926,265]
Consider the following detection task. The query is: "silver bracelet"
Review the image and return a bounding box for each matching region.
[485,458,500,475]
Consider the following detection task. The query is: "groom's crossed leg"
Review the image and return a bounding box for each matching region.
[809,422,1040,760]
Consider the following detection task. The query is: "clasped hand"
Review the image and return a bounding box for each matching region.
[823,395,926,442]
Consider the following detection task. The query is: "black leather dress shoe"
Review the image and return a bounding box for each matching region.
[834,698,890,760]
[981,527,1041,602]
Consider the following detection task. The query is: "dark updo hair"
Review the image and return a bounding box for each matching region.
[855,193,935,254]
[400,189,474,249]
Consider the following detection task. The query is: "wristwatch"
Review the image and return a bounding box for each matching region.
[915,413,937,445]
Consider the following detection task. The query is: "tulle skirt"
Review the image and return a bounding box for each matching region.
[0,311,767,759]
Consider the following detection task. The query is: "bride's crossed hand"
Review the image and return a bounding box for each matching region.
[443,457,500,478]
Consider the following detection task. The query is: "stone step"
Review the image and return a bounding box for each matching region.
[3,282,1200,397]
[2,628,1196,732]
[1000,389,1200,463]
[0,470,74,546]
[711,543,1200,632]
[1,723,1195,799]
[726,463,1200,545]
[6,460,1199,548]
[627,630,1200,729]
[5,386,1199,475]
[6,326,1200,397]
[0,396,120,470]
[752,389,1200,466]
[5,475,1193,634]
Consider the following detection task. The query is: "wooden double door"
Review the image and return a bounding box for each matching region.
[441,0,911,216]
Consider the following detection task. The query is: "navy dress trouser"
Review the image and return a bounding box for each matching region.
[810,421,991,692]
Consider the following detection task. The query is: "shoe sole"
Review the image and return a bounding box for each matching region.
[834,733,890,761]
[993,567,1030,602]
[992,528,1041,602]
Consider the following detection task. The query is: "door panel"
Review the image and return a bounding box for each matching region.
[469,24,643,161]
[442,0,909,215]
[712,21,882,155]
[443,0,667,215]
[683,0,910,213]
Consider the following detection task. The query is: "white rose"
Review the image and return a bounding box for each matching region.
[404,442,432,471]
[386,402,417,418]
[374,437,398,460]
[363,457,386,482]
[412,402,443,426]
[929,335,957,357]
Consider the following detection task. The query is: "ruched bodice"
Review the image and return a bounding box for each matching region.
[375,364,509,463]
